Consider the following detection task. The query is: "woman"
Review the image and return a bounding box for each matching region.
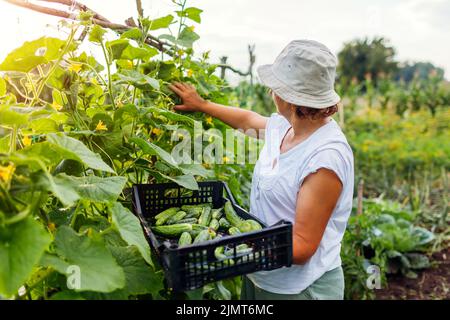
[169,40,354,300]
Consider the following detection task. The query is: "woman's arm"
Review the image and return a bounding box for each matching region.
[168,82,268,138]
[292,168,343,264]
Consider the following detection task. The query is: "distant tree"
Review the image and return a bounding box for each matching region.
[394,62,445,83]
[337,37,398,87]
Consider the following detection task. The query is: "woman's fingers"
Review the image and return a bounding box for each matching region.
[168,83,183,95]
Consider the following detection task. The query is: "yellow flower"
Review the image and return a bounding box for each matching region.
[68,62,82,73]
[205,116,213,125]
[126,60,133,68]
[0,164,15,183]
[48,223,56,232]
[95,120,108,131]
[187,69,194,77]
[22,135,32,147]
[152,127,162,136]
[51,101,63,111]
[223,156,230,163]
[188,25,195,32]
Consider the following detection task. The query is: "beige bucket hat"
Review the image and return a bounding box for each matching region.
[257,40,340,109]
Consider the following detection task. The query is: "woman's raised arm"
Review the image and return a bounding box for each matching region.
[169,82,268,138]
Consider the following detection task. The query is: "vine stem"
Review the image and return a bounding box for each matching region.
[100,41,117,109]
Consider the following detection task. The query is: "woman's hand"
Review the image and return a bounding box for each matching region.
[168,82,207,112]
[168,81,268,138]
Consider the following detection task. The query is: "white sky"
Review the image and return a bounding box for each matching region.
[0,0,449,83]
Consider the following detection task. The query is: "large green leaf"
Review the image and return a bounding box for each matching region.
[41,226,125,292]
[109,246,163,296]
[142,15,174,30]
[130,137,179,167]
[29,118,59,133]
[0,105,30,126]
[47,133,114,173]
[53,174,127,204]
[0,217,51,297]
[111,203,152,266]
[0,37,66,72]
[159,172,199,190]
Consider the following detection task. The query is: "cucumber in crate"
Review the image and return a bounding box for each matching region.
[132,181,293,292]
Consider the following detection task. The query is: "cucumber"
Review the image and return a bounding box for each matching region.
[214,246,235,266]
[189,224,208,237]
[224,201,243,227]
[219,217,231,229]
[211,208,223,219]
[193,229,211,244]
[181,204,211,211]
[152,223,192,237]
[155,207,179,220]
[209,218,220,230]
[185,208,202,218]
[166,211,187,224]
[225,244,252,257]
[178,232,192,247]
[246,219,262,231]
[198,206,212,226]
[177,217,198,224]
[238,221,253,233]
[207,228,217,239]
[228,226,241,235]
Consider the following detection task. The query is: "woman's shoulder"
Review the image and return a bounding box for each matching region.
[266,112,290,131]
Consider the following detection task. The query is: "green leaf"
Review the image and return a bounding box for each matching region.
[130,137,179,167]
[116,69,160,90]
[159,172,199,190]
[0,77,6,96]
[109,246,163,296]
[47,133,115,173]
[0,217,51,297]
[177,27,200,48]
[29,118,59,133]
[0,37,66,72]
[146,106,195,126]
[53,174,127,204]
[50,290,86,300]
[176,7,203,23]
[412,227,435,246]
[404,253,430,269]
[142,15,174,30]
[120,28,143,40]
[111,202,152,266]
[89,25,107,44]
[0,105,30,126]
[107,39,157,61]
[179,164,213,178]
[41,226,125,292]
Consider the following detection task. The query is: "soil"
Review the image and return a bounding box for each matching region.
[375,247,450,300]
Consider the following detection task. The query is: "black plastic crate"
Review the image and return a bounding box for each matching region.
[132,181,292,292]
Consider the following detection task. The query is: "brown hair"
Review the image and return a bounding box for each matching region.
[267,87,339,120]
[294,104,339,120]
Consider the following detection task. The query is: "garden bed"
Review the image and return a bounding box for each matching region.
[375,247,450,300]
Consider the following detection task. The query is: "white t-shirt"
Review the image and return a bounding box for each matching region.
[247,113,354,294]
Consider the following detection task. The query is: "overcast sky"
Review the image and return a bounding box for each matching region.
[0,0,449,83]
